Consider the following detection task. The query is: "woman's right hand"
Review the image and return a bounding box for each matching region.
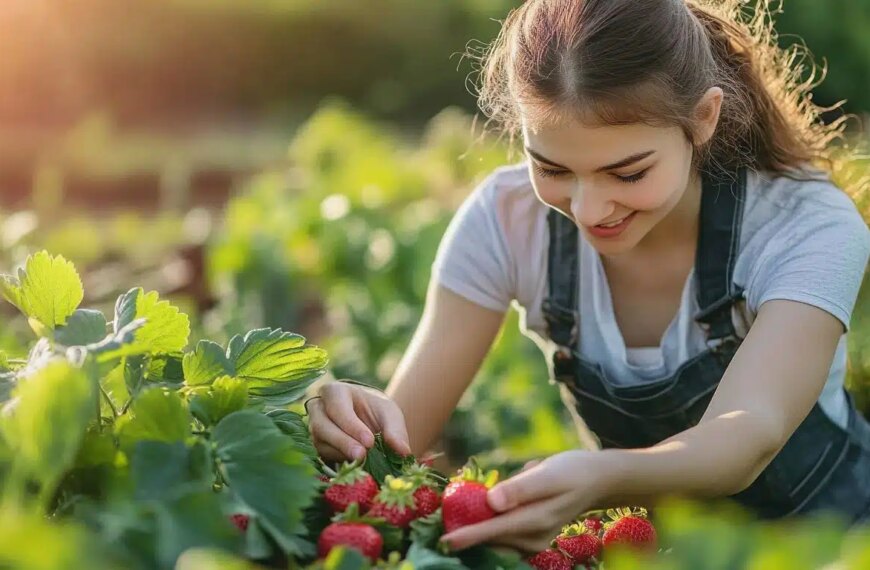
[306,382,412,463]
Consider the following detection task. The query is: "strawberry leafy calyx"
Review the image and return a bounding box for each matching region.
[374,476,417,509]
[558,521,593,538]
[401,463,447,489]
[603,506,649,530]
[331,459,372,485]
[449,458,499,488]
[331,503,384,526]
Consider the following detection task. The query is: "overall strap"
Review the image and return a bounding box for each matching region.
[543,209,580,356]
[693,166,747,341]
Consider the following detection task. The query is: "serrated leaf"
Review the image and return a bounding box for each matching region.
[0,251,83,330]
[212,410,318,557]
[183,340,234,386]
[55,309,108,347]
[266,409,316,460]
[115,387,191,449]
[2,360,93,491]
[189,376,248,427]
[113,288,140,333]
[111,288,190,356]
[226,329,327,405]
[363,434,414,485]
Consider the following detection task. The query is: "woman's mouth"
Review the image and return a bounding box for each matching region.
[585,211,637,239]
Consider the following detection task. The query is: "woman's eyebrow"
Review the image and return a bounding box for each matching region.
[524,146,655,171]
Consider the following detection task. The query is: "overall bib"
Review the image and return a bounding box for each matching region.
[543,166,870,524]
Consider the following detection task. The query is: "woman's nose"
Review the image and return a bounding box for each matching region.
[570,183,613,227]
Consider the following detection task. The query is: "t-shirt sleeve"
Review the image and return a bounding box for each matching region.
[430,172,515,312]
[746,193,870,330]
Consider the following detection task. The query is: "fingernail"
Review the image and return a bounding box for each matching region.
[351,445,366,460]
[360,432,375,447]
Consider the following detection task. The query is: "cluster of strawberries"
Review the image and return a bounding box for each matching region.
[528,508,658,570]
[228,456,658,569]
[317,459,499,562]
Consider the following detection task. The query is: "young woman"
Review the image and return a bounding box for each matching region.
[305,0,870,553]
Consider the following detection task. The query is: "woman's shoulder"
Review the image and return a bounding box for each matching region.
[461,160,551,241]
[742,167,868,244]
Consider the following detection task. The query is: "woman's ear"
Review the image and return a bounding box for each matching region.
[693,86,724,146]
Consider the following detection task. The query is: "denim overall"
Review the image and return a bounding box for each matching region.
[543,166,870,525]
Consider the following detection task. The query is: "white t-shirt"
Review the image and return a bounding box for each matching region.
[432,161,870,429]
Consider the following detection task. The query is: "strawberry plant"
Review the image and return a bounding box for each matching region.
[2,250,870,570]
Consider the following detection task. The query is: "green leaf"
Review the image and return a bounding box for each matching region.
[212,410,318,557]
[129,441,212,502]
[153,490,243,569]
[0,251,83,331]
[227,328,328,405]
[55,309,108,347]
[112,288,190,356]
[409,511,445,550]
[2,360,93,492]
[266,409,316,460]
[363,434,414,485]
[115,387,191,449]
[175,548,254,570]
[0,352,9,371]
[189,376,248,426]
[404,543,465,570]
[322,546,370,570]
[74,428,117,469]
[146,353,186,385]
[183,340,234,386]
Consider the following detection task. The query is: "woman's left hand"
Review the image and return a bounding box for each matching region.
[440,450,613,554]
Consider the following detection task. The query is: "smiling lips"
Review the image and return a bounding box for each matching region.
[586,211,637,239]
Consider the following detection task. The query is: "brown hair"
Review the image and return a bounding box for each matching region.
[471,0,866,200]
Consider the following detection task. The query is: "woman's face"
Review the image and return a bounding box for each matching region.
[521,113,697,257]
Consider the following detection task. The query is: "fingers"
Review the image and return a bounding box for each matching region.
[522,459,542,472]
[372,399,412,456]
[487,462,559,513]
[314,441,348,464]
[320,383,376,448]
[442,501,552,551]
[308,398,368,461]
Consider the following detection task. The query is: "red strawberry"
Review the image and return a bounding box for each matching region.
[229,513,249,532]
[323,461,379,514]
[401,463,444,518]
[441,461,498,533]
[601,507,657,553]
[528,549,573,570]
[318,474,331,483]
[413,485,441,518]
[554,523,601,564]
[318,522,383,562]
[582,516,603,534]
[367,476,418,528]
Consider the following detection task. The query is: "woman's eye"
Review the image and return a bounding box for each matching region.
[533,164,568,178]
[614,169,649,184]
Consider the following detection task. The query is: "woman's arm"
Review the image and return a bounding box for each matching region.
[386,283,506,456]
[440,299,846,552]
[596,299,845,506]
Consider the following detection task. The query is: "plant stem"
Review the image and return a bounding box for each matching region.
[100,386,119,418]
